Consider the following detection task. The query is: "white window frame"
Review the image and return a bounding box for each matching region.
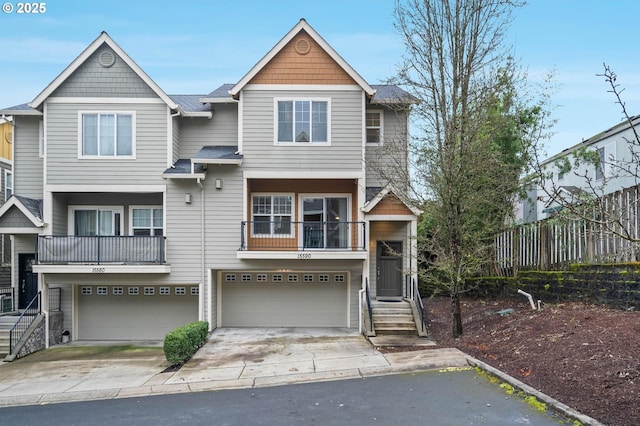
[365,110,384,145]
[4,170,12,201]
[78,111,136,159]
[251,193,294,237]
[274,98,331,145]
[298,193,352,250]
[129,205,163,236]
[68,205,124,236]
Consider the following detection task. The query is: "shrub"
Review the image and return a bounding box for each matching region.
[163,321,209,365]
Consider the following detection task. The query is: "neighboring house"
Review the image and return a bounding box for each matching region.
[0,20,419,342]
[532,115,640,222]
[0,118,13,289]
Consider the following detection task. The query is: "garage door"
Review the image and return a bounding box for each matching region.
[78,285,199,340]
[221,271,348,327]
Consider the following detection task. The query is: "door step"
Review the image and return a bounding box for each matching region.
[370,300,419,336]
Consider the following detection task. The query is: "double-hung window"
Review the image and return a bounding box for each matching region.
[366,111,383,144]
[276,100,328,143]
[252,195,293,236]
[80,112,134,157]
[131,207,163,236]
[4,170,12,201]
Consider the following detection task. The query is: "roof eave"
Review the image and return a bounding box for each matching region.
[29,32,178,110]
[230,19,374,97]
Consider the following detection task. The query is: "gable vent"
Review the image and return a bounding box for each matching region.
[98,50,116,68]
[295,38,311,55]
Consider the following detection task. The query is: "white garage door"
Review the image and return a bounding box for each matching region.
[221,271,348,327]
[78,285,199,340]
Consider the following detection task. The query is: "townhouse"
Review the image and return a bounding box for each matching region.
[0,19,420,343]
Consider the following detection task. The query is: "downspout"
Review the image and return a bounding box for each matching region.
[197,177,205,323]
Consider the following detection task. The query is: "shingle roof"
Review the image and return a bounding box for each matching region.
[193,145,242,161]
[206,84,234,99]
[14,195,43,221]
[371,85,416,105]
[169,95,212,113]
[0,103,41,115]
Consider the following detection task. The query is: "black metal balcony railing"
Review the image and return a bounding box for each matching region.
[36,235,166,265]
[240,221,366,251]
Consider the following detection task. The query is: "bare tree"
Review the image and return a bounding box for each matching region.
[393,0,550,336]
[533,64,640,259]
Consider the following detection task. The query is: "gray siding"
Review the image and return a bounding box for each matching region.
[52,44,158,99]
[241,89,363,171]
[46,102,168,185]
[178,104,238,158]
[365,108,409,188]
[14,116,43,198]
[0,206,35,228]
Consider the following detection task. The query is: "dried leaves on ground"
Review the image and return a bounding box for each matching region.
[424,297,640,426]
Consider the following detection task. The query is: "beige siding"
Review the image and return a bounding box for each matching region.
[241,89,363,171]
[46,102,168,185]
[14,116,43,198]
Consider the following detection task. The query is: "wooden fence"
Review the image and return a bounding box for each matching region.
[494,184,640,276]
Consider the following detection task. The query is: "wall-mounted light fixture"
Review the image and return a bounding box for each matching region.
[184,193,192,204]
[215,179,223,190]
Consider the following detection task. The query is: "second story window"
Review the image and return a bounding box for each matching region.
[80,112,134,158]
[252,194,293,236]
[276,100,328,144]
[4,170,12,201]
[366,111,382,144]
[131,207,163,236]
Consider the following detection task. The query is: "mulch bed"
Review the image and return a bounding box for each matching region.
[419,297,640,426]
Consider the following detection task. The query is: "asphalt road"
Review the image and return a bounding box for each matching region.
[0,369,568,425]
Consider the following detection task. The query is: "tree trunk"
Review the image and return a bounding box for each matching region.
[450,291,463,337]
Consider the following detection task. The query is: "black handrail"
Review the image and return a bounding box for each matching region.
[9,291,41,356]
[364,278,373,334]
[240,221,366,250]
[411,278,427,335]
[37,235,166,264]
[0,287,15,313]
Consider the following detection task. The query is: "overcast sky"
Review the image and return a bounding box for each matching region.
[1,0,639,157]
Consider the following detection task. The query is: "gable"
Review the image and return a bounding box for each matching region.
[0,205,37,228]
[51,43,159,99]
[368,194,415,216]
[249,30,357,86]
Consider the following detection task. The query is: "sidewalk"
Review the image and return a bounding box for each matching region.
[0,328,603,425]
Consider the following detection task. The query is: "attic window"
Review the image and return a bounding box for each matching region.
[295,38,311,55]
[98,50,116,68]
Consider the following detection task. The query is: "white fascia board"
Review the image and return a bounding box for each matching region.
[0,227,43,234]
[181,112,213,118]
[243,171,363,179]
[45,97,165,104]
[0,109,42,116]
[162,173,207,180]
[198,97,238,104]
[230,19,374,97]
[243,84,363,92]
[237,250,367,260]
[192,158,242,165]
[30,32,178,110]
[32,264,171,274]
[45,184,166,193]
[365,214,418,222]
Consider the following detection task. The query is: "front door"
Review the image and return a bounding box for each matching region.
[376,241,403,298]
[18,253,38,309]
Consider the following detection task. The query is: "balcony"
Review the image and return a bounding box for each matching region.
[238,221,367,260]
[34,235,170,274]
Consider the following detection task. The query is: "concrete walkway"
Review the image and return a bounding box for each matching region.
[0,328,604,425]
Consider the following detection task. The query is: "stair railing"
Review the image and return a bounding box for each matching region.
[364,278,373,334]
[410,278,427,335]
[9,291,41,356]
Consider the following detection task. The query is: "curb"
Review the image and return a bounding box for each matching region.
[466,356,605,426]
